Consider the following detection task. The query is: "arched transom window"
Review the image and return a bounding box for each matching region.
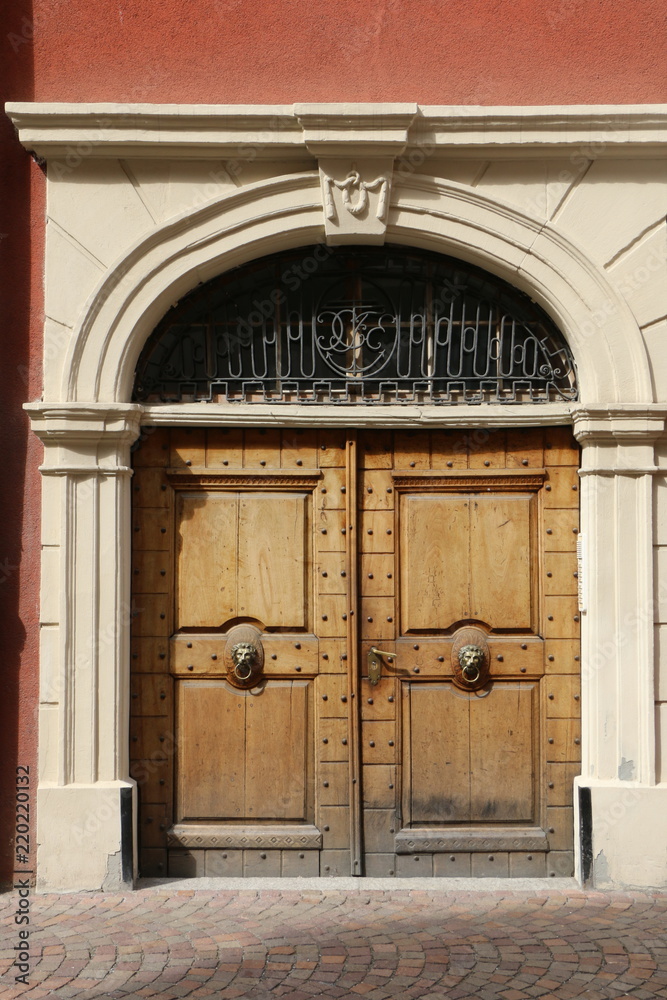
[133,245,577,405]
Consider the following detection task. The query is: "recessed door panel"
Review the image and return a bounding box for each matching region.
[470,496,533,628]
[177,678,310,823]
[405,681,536,826]
[237,493,308,629]
[176,493,238,628]
[176,491,309,630]
[400,497,470,631]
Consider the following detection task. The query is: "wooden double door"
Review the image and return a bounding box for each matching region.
[131,426,581,879]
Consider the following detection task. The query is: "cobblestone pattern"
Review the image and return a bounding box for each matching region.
[1,887,666,999]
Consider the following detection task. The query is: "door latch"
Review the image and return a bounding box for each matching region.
[367,647,395,686]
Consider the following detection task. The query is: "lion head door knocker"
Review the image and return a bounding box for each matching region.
[451,627,490,691]
[224,624,264,689]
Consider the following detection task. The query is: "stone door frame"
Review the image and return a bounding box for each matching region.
[9,101,667,889]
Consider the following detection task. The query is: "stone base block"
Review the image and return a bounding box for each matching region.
[37,781,136,891]
[578,779,667,889]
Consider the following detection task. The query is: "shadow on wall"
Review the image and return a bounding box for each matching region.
[0,0,40,891]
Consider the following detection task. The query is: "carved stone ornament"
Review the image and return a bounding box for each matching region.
[224,624,264,689]
[318,156,394,243]
[323,170,389,223]
[451,626,490,692]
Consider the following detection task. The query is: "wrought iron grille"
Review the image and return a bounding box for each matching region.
[133,246,577,405]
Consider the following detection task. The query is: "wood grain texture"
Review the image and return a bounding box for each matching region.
[176,493,237,628]
[468,683,535,822]
[176,679,311,823]
[406,683,470,823]
[470,496,532,628]
[238,493,308,628]
[131,425,580,878]
[400,496,469,630]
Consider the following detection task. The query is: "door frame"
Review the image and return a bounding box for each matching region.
[17,101,666,890]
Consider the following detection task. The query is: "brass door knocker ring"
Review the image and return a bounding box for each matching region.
[452,628,490,691]
[224,625,264,689]
[231,642,257,681]
[458,644,484,685]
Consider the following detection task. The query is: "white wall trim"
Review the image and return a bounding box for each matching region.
[7,102,667,158]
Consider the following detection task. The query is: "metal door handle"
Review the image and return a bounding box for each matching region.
[367,647,395,686]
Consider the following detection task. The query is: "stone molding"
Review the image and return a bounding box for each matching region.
[7,102,667,158]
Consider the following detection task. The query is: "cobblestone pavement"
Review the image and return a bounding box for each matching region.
[1,880,666,1000]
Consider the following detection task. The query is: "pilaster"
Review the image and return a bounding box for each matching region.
[26,403,143,890]
[573,407,667,888]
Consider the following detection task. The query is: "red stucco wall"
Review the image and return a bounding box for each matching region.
[1,0,666,888]
[31,0,667,105]
[1,0,42,890]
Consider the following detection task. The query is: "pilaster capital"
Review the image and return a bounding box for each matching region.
[25,402,144,444]
[573,407,665,476]
[573,406,665,444]
[25,402,144,474]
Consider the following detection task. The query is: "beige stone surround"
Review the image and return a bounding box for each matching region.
[7,102,667,890]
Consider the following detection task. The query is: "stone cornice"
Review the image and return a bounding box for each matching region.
[6,102,667,160]
[295,103,418,157]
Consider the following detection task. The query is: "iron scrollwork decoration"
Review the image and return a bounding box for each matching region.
[133,246,577,406]
[224,625,264,689]
[451,627,490,691]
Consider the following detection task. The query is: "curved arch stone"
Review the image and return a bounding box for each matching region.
[62,172,651,407]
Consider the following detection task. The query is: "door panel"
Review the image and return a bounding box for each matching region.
[469,496,532,628]
[176,680,310,823]
[176,491,309,629]
[400,497,470,630]
[399,493,534,632]
[404,682,536,825]
[237,494,308,627]
[176,494,238,627]
[131,425,581,879]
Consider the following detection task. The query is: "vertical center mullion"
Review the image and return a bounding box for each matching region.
[345,431,362,875]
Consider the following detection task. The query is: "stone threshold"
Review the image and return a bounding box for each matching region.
[135,876,580,892]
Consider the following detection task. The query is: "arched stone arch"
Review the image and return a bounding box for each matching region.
[62,172,652,407]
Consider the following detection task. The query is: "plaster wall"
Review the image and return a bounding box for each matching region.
[42,154,667,405]
[29,0,667,106]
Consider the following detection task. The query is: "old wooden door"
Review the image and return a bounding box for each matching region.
[357,428,581,878]
[131,426,580,878]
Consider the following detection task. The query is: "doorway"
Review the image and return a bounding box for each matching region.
[131,425,580,878]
